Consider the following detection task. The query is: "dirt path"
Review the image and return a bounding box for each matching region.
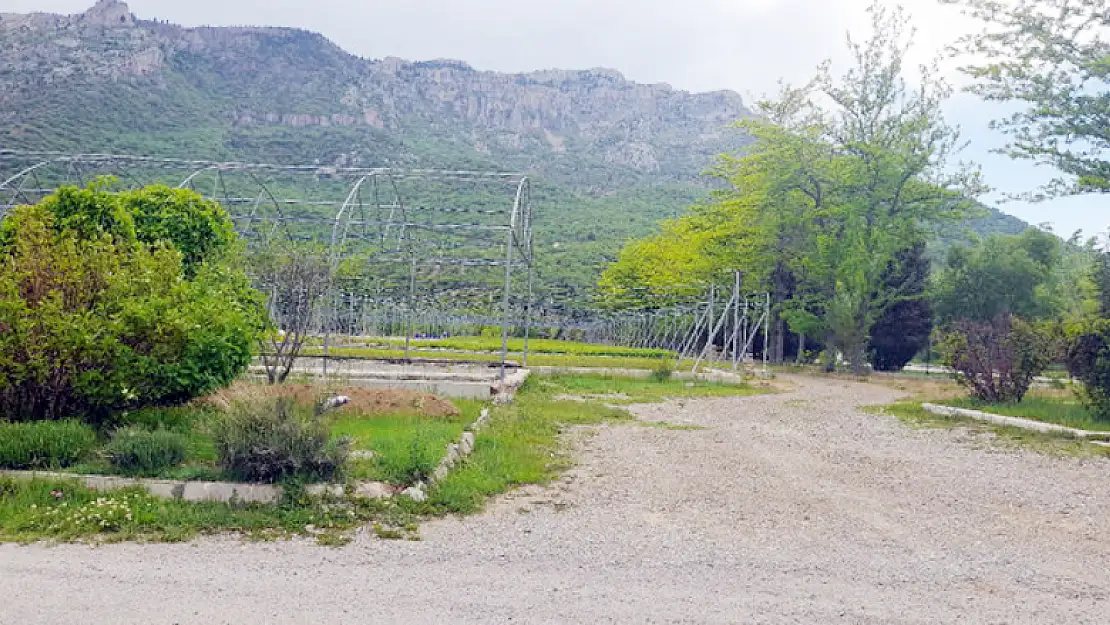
[3,376,1110,624]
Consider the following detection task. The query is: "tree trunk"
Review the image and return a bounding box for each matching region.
[796,332,806,363]
[774,317,786,364]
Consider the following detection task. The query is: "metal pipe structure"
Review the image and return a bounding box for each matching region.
[0,152,536,373]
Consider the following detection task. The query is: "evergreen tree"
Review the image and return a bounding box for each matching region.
[868,242,932,371]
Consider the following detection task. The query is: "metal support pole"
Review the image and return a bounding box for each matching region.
[404,254,416,361]
[523,264,534,368]
[763,292,770,373]
[733,271,741,372]
[707,286,715,357]
[500,226,514,384]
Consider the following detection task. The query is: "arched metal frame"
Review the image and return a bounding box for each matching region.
[0,151,536,379]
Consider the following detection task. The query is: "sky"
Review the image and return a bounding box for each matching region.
[4,0,1107,239]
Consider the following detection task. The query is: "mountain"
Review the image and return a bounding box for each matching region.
[0,0,1030,302]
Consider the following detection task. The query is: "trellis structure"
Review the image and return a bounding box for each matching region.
[580,273,772,373]
[0,151,535,379]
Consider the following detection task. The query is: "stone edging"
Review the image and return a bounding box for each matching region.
[400,407,491,502]
[0,469,397,504]
[921,403,1110,441]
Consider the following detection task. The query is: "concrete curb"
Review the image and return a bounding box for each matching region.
[0,470,394,505]
[401,407,491,502]
[921,403,1110,441]
[491,369,530,404]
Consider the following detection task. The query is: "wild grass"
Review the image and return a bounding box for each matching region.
[420,387,633,515]
[0,476,415,545]
[533,374,766,404]
[333,407,475,484]
[940,394,1110,432]
[416,373,764,515]
[865,401,1110,458]
[302,345,691,371]
[361,336,676,359]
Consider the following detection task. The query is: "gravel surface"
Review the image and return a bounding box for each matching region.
[3,375,1110,624]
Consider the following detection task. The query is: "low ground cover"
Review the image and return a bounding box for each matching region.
[866,400,1110,458]
[939,393,1110,432]
[3,384,475,486]
[534,374,768,404]
[1,373,764,543]
[417,373,763,515]
[363,336,675,359]
[0,476,416,544]
[302,345,690,371]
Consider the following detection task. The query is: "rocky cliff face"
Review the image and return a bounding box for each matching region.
[0,1,751,183]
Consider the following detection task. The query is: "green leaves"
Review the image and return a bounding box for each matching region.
[0,184,264,422]
[946,0,1110,197]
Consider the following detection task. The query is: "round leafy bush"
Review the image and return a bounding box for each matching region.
[0,420,98,469]
[212,398,350,483]
[105,427,189,474]
[0,183,265,423]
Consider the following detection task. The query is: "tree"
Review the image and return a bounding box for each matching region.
[250,239,333,384]
[0,186,264,422]
[932,229,1062,324]
[868,242,933,371]
[600,4,976,374]
[944,0,1110,196]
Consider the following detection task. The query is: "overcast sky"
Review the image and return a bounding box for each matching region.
[5,0,1106,239]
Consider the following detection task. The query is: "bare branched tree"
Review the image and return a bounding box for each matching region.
[250,240,332,384]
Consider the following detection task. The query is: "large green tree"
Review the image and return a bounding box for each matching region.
[944,0,1110,195]
[601,3,976,373]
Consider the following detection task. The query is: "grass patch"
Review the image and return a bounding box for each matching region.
[303,346,691,371]
[0,476,417,545]
[534,374,766,404]
[865,401,1110,458]
[333,408,474,484]
[365,336,675,359]
[418,380,634,515]
[939,394,1110,432]
[416,373,761,516]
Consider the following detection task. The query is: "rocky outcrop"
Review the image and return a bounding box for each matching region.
[0,1,752,182]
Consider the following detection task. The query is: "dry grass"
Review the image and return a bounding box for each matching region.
[197,381,461,418]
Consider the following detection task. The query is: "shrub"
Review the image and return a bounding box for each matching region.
[0,185,265,423]
[649,360,675,383]
[212,398,350,483]
[105,427,188,474]
[938,314,1050,403]
[0,420,97,469]
[1065,324,1110,420]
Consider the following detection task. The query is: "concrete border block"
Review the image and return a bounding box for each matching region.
[921,403,1110,441]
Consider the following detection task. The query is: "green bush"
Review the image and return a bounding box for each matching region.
[0,184,265,423]
[105,427,189,474]
[649,360,675,383]
[212,398,350,483]
[0,420,97,469]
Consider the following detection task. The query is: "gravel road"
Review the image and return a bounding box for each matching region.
[3,375,1109,624]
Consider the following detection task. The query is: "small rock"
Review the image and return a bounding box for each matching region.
[349,450,376,461]
[401,485,427,503]
[444,444,460,464]
[459,432,476,455]
[355,482,391,500]
[432,464,450,482]
[319,395,350,413]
